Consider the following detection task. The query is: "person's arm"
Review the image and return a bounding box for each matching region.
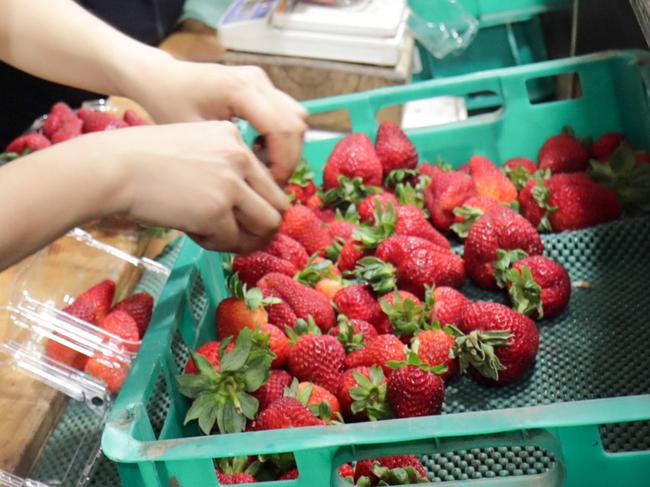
[0,0,307,183]
[0,121,287,270]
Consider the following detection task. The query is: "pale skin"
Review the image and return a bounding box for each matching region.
[0,0,308,269]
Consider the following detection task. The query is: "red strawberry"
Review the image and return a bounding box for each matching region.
[358,193,399,222]
[252,369,293,411]
[503,157,538,191]
[374,121,418,173]
[387,359,444,418]
[431,286,470,326]
[413,327,458,381]
[518,172,621,232]
[506,256,570,320]
[337,365,390,420]
[123,109,148,126]
[375,235,439,264]
[216,277,271,340]
[468,155,517,204]
[425,170,476,232]
[288,333,345,394]
[286,161,317,204]
[394,204,451,249]
[459,302,539,385]
[280,205,331,255]
[464,207,543,289]
[324,133,383,189]
[451,195,501,239]
[306,194,323,209]
[354,456,429,484]
[378,290,423,338]
[233,251,297,288]
[345,335,406,375]
[79,109,128,133]
[329,318,378,353]
[111,292,154,338]
[216,471,257,484]
[5,133,51,154]
[100,310,139,352]
[278,469,299,480]
[418,162,443,180]
[315,278,344,300]
[339,464,355,480]
[252,397,327,430]
[64,280,116,324]
[590,132,625,162]
[43,102,75,138]
[293,381,341,419]
[327,219,357,241]
[45,339,88,370]
[258,273,336,332]
[361,248,465,299]
[50,117,83,143]
[333,285,383,330]
[185,341,222,374]
[84,354,129,393]
[258,323,290,367]
[538,132,588,173]
[264,233,309,269]
[337,238,368,272]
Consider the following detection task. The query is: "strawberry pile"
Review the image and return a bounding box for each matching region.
[175,122,650,485]
[44,280,154,393]
[1,101,147,161]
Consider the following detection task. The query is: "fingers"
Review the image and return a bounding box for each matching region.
[233,181,282,239]
[264,130,305,185]
[239,145,290,213]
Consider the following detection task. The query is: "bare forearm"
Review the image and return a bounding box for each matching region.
[0,0,170,98]
[0,135,126,269]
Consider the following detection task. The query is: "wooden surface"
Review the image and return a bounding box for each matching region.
[222,35,415,132]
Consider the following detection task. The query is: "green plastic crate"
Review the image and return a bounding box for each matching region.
[410,0,572,108]
[103,51,650,487]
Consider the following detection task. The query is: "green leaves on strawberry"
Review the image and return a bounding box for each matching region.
[349,365,391,421]
[529,170,557,232]
[227,274,280,309]
[387,351,448,376]
[295,254,339,287]
[353,202,398,251]
[451,205,485,239]
[384,168,420,189]
[455,329,512,381]
[356,464,430,486]
[288,160,315,187]
[177,328,274,434]
[335,315,365,353]
[493,248,529,289]
[505,266,543,318]
[379,291,427,337]
[322,176,382,211]
[588,143,650,213]
[350,257,397,294]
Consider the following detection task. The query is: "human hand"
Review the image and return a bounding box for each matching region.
[100,121,289,253]
[126,59,308,185]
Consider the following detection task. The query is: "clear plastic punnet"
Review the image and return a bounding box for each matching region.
[0,228,170,486]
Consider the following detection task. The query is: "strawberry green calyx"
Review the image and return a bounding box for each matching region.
[285,316,321,345]
[295,254,338,287]
[177,328,274,434]
[284,378,342,423]
[506,267,544,318]
[349,365,391,421]
[504,162,534,191]
[227,274,281,309]
[288,160,315,187]
[456,329,512,381]
[351,257,397,294]
[216,456,252,476]
[384,168,420,188]
[336,316,365,353]
[322,176,382,210]
[388,351,447,376]
[494,249,529,288]
[589,144,650,213]
[530,170,556,232]
[380,293,427,337]
[360,464,429,485]
[434,157,453,172]
[335,206,361,224]
[353,203,398,250]
[394,182,427,211]
[0,147,32,163]
[325,237,345,262]
[451,205,485,239]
